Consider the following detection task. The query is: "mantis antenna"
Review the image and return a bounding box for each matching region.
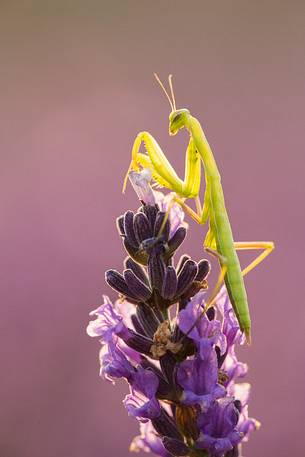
[154,73,176,111]
[168,74,177,111]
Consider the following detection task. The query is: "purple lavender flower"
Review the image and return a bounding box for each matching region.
[124,368,161,421]
[215,286,248,386]
[130,421,171,457]
[228,383,261,441]
[87,186,259,457]
[129,168,156,206]
[196,398,242,456]
[99,339,135,383]
[177,292,226,354]
[215,286,244,348]
[177,341,226,410]
[86,296,130,342]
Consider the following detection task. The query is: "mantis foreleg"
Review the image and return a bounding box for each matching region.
[123,132,201,199]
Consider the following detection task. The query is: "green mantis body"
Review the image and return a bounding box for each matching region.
[124,76,274,343]
[184,115,250,339]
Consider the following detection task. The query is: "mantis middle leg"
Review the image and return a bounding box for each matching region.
[173,198,274,276]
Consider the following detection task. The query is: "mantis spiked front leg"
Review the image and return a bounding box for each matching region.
[123,75,274,343]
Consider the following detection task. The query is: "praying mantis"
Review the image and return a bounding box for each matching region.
[123,75,274,343]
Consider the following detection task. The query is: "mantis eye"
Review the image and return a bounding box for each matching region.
[171,113,182,124]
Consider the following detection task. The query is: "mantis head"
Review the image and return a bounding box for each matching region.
[154,73,190,136]
[168,109,190,135]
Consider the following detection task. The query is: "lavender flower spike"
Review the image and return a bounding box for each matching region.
[87,185,260,457]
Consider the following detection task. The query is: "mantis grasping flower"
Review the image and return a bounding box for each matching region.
[123,75,274,343]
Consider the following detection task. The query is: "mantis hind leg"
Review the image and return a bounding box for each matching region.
[233,241,275,276]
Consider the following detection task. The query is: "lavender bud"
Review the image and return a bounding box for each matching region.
[133,212,152,243]
[131,314,146,336]
[148,251,166,292]
[162,437,189,456]
[141,204,158,231]
[176,260,198,297]
[166,227,187,257]
[176,255,191,274]
[154,211,170,241]
[126,330,153,356]
[162,266,178,300]
[195,259,210,281]
[123,269,152,301]
[124,257,149,286]
[105,269,137,300]
[136,303,160,338]
[116,215,125,235]
[124,211,139,248]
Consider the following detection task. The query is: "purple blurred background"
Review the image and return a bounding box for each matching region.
[1,1,304,456]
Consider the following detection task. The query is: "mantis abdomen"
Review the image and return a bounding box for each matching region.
[209,180,250,340]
